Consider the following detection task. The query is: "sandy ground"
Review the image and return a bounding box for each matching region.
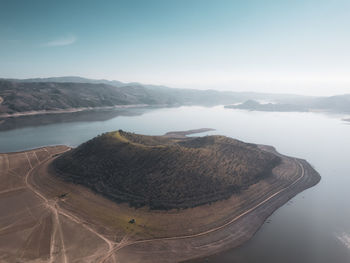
[0,145,320,262]
[0,104,149,119]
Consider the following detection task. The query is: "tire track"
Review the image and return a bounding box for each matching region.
[53,203,68,263]
[24,147,116,262]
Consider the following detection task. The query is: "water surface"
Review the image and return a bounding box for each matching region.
[1,106,349,262]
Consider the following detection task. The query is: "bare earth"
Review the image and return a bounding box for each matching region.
[0,145,320,262]
[0,104,149,119]
[163,128,215,138]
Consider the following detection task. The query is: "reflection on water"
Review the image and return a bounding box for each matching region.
[1,106,350,263]
[0,106,157,131]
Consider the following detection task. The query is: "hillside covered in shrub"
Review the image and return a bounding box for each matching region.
[52,130,281,209]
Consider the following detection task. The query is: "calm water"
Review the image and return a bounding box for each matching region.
[1,106,350,263]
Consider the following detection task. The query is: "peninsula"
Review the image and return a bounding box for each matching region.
[0,129,320,262]
[225,100,308,112]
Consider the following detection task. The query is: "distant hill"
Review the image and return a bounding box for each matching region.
[225,94,350,113]
[2,76,127,87]
[0,81,155,114]
[0,79,247,115]
[313,94,350,113]
[1,76,350,116]
[51,130,281,209]
[225,100,309,112]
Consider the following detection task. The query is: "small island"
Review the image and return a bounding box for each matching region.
[225,100,308,112]
[0,129,320,262]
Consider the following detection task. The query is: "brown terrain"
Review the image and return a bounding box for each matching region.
[163,128,215,138]
[0,104,148,119]
[0,142,320,262]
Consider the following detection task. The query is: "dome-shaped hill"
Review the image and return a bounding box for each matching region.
[52,130,281,209]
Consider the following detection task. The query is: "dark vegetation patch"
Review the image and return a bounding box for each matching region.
[0,81,151,114]
[52,130,281,210]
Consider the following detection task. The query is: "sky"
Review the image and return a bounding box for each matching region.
[0,0,350,96]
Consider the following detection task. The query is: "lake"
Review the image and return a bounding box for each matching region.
[1,106,349,263]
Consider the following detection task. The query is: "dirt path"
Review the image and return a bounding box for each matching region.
[23,147,118,263]
[53,203,68,263]
[0,186,26,195]
[0,153,10,172]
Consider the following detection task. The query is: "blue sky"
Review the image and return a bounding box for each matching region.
[1,0,349,95]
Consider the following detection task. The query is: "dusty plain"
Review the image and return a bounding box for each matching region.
[0,144,320,262]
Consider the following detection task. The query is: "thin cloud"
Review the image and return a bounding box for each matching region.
[336,232,350,249]
[43,35,77,47]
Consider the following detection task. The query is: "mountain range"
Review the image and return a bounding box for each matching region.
[0,76,349,116]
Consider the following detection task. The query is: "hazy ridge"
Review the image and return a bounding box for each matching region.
[1,77,350,117]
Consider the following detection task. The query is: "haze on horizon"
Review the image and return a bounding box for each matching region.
[1,0,349,96]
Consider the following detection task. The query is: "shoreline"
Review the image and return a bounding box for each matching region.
[163,128,216,138]
[0,145,320,262]
[97,146,320,262]
[0,103,151,119]
[184,147,320,262]
[115,149,321,263]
